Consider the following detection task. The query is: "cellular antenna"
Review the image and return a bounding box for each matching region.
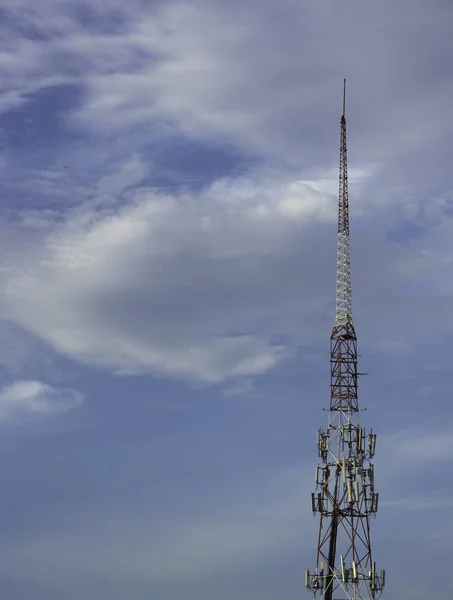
[305,83,386,600]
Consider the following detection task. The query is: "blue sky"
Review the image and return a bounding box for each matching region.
[0,0,452,598]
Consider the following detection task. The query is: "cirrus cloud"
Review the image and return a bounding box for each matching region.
[0,169,338,383]
[0,380,83,420]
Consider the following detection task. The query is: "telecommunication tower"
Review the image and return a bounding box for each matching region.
[305,81,385,600]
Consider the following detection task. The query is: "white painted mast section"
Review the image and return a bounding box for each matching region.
[335,78,352,326]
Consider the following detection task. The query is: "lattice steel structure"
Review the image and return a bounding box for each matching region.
[305,81,385,600]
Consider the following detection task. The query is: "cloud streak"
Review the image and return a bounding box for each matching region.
[0,169,341,383]
[0,380,83,420]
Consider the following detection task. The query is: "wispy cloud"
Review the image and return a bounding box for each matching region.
[383,428,453,464]
[1,155,452,386]
[0,380,83,420]
[0,170,338,383]
[2,0,452,171]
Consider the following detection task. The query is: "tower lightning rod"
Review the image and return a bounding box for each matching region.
[343,78,346,117]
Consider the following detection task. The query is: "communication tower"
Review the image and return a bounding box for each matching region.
[305,80,385,600]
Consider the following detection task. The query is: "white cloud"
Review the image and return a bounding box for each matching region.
[0,171,338,383]
[222,378,256,398]
[65,0,452,172]
[0,380,83,420]
[376,426,453,500]
[2,0,452,172]
[1,157,452,384]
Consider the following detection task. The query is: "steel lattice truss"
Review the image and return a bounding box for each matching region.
[306,81,385,600]
[335,94,351,327]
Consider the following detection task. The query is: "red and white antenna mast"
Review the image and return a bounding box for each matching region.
[305,80,385,600]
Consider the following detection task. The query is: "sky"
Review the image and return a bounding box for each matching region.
[0,0,452,598]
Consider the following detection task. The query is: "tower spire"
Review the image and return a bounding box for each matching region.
[305,82,385,600]
[335,78,352,327]
[343,77,346,117]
